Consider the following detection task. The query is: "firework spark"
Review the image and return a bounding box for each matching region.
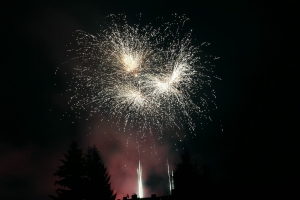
[65,14,217,132]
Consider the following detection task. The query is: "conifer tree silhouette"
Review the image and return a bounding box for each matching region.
[84,145,116,200]
[173,148,200,199]
[50,142,116,200]
[49,140,86,200]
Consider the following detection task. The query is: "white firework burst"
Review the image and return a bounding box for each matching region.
[65,14,217,132]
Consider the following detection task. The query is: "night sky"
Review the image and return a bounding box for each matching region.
[2,1,299,199]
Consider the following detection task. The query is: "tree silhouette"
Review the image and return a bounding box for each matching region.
[49,140,86,200]
[173,148,200,199]
[50,142,116,200]
[84,145,116,200]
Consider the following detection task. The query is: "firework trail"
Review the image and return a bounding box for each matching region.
[65,14,218,133]
[136,135,144,198]
[171,170,174,190]
[167,159,172,195]
[137,159,143,198]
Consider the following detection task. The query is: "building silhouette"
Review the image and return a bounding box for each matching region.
[118,193,173,200]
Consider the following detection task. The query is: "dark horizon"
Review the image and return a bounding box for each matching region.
[2,0,299,199]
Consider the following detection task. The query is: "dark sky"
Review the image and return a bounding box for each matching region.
[2,0,299,199]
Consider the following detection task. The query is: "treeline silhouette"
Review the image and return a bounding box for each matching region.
[49,141,116,200]
[50,141,298,200]
[172,148,299,200]
[172,148,212,200]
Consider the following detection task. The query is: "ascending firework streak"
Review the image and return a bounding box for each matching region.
[66,14,218,132]
[136,138,143,198]
[171,170,174,190]
[167,159,172,195]
[137,160,143,198]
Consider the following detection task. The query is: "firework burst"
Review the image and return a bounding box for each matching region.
[65,14,217,133]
